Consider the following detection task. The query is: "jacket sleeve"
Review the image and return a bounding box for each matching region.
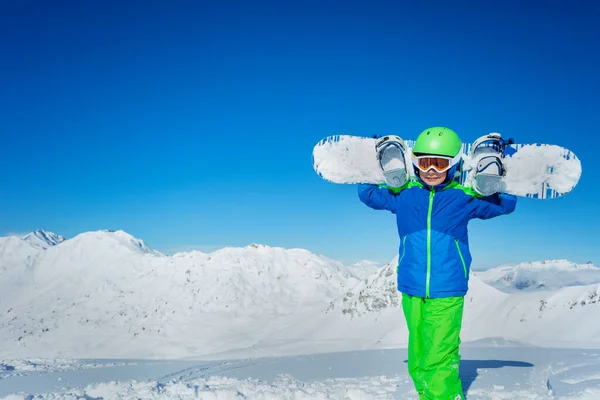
[469,192,517,220]
[357,184,400,213]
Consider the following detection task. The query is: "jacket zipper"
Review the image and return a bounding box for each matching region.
[426,189,435,298]
[397,235,407,273]
[454,238,467,278]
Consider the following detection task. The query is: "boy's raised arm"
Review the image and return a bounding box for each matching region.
[469,192,517,220]
[358,183,399,213]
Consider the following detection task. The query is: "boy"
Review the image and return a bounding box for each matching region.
[358,127,516,400]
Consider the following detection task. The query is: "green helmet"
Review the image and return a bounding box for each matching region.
[413,127,462,157]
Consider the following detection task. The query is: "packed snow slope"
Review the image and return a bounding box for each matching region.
[1,230,599,361]
[2,347,600,399]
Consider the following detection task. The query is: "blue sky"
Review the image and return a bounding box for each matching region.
[1,1,598,268]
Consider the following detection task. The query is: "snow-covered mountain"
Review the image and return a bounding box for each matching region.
[349,260,382,279]
[315,258,600,349]
[474,259,600,292]
[0,235,47,292]
[0,236,43,270]
[0,230,358,359]
[22,230,65,249]
[0,230,64,273]
[1,229,599,361]
[327,257,399,318]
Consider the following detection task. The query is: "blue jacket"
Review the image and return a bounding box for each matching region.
[358,180,516,298]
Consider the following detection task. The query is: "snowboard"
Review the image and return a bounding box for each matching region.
[312,134,582,199]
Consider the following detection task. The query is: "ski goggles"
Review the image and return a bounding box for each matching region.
[411,154,461,173]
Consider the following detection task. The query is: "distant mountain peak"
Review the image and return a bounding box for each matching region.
[350,260,383,279]
[514,259,595,270]
[475,259,600,293]
[22,230,65,249]
[246,243,270,250]
[61,229,164,257]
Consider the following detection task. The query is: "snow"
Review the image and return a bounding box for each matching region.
[0,229,599,398]
[474,260,600,292]
[313,136,582,198]
[350,260,383,279]
[0,230,358,359]
[21,230,65,250]
[2,348,600,399]
[313,135,387,184]
[501,144,582,196]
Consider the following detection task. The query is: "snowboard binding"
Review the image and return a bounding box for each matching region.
[468,133,514,196]
[375,135,409,188]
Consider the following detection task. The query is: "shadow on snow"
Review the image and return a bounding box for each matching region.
[403,358,535,395]
[460,359,534,394]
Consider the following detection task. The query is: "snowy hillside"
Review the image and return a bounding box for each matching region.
[0,235,46,293]
[307,258,600,350]
[0,229,65,271]
[0,236,43,271]
[474,259,600,292]
[0,230,358,359]
[327,257,399,318]
[1,229,599,362]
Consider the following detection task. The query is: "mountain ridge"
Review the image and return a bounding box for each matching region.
[1,229,598,359]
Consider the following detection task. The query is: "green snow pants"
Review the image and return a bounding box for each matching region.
[402,293,465,400]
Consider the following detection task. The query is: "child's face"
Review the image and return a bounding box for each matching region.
[419,169,448,186]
